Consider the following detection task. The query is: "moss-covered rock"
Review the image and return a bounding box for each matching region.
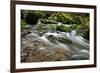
[21,20,27,27]
[48,12,73,24]
[56,24,71,32]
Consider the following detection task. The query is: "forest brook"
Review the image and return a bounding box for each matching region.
[21,10,90,63]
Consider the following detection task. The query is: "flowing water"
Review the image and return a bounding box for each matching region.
[21,26,89,62]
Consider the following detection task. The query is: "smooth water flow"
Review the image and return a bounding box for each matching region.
[21,29,89,62]
[39,30,89,49]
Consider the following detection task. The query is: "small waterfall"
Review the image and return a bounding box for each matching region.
[21,29,90,62]
[63,30,89,49]
[71,30,76,36]
[37,30,89,50]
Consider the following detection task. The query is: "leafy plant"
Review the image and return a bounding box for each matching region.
[48,12,73,24]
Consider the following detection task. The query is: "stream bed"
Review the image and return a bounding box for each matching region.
[21,24,89,63]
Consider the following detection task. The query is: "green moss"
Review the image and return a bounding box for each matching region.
[48,13,73,24]
[21,10,90,40]
[48,24,57,31]
[57,24,70,32]
[21,20,27,27]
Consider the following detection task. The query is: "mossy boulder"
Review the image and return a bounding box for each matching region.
[56,24,71,32]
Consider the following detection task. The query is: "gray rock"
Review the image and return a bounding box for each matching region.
[70,50,89,60]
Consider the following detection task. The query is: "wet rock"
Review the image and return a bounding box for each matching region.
[21,26,89,62]
[25,47,70,62]
[21,37,70,62]
[70,50,89,60]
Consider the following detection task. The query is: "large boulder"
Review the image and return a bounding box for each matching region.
[21,37,70,62]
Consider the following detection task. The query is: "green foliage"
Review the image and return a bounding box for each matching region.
[57,24,70,32]
[48,13,57,21]
[35,23,57,32]
[40,19,57,24]
[21,20,27,27]
[75,16,89,40]
[21,10,90,40]
[48,13,73,24]
[21,10,46,25]
[48,24,57,31]
[35,23,47,30]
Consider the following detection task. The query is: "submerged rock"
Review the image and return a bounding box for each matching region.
[70,50,89,60]
[21,31,71,62]
[21,37,70,62]
[21,27,89,62]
